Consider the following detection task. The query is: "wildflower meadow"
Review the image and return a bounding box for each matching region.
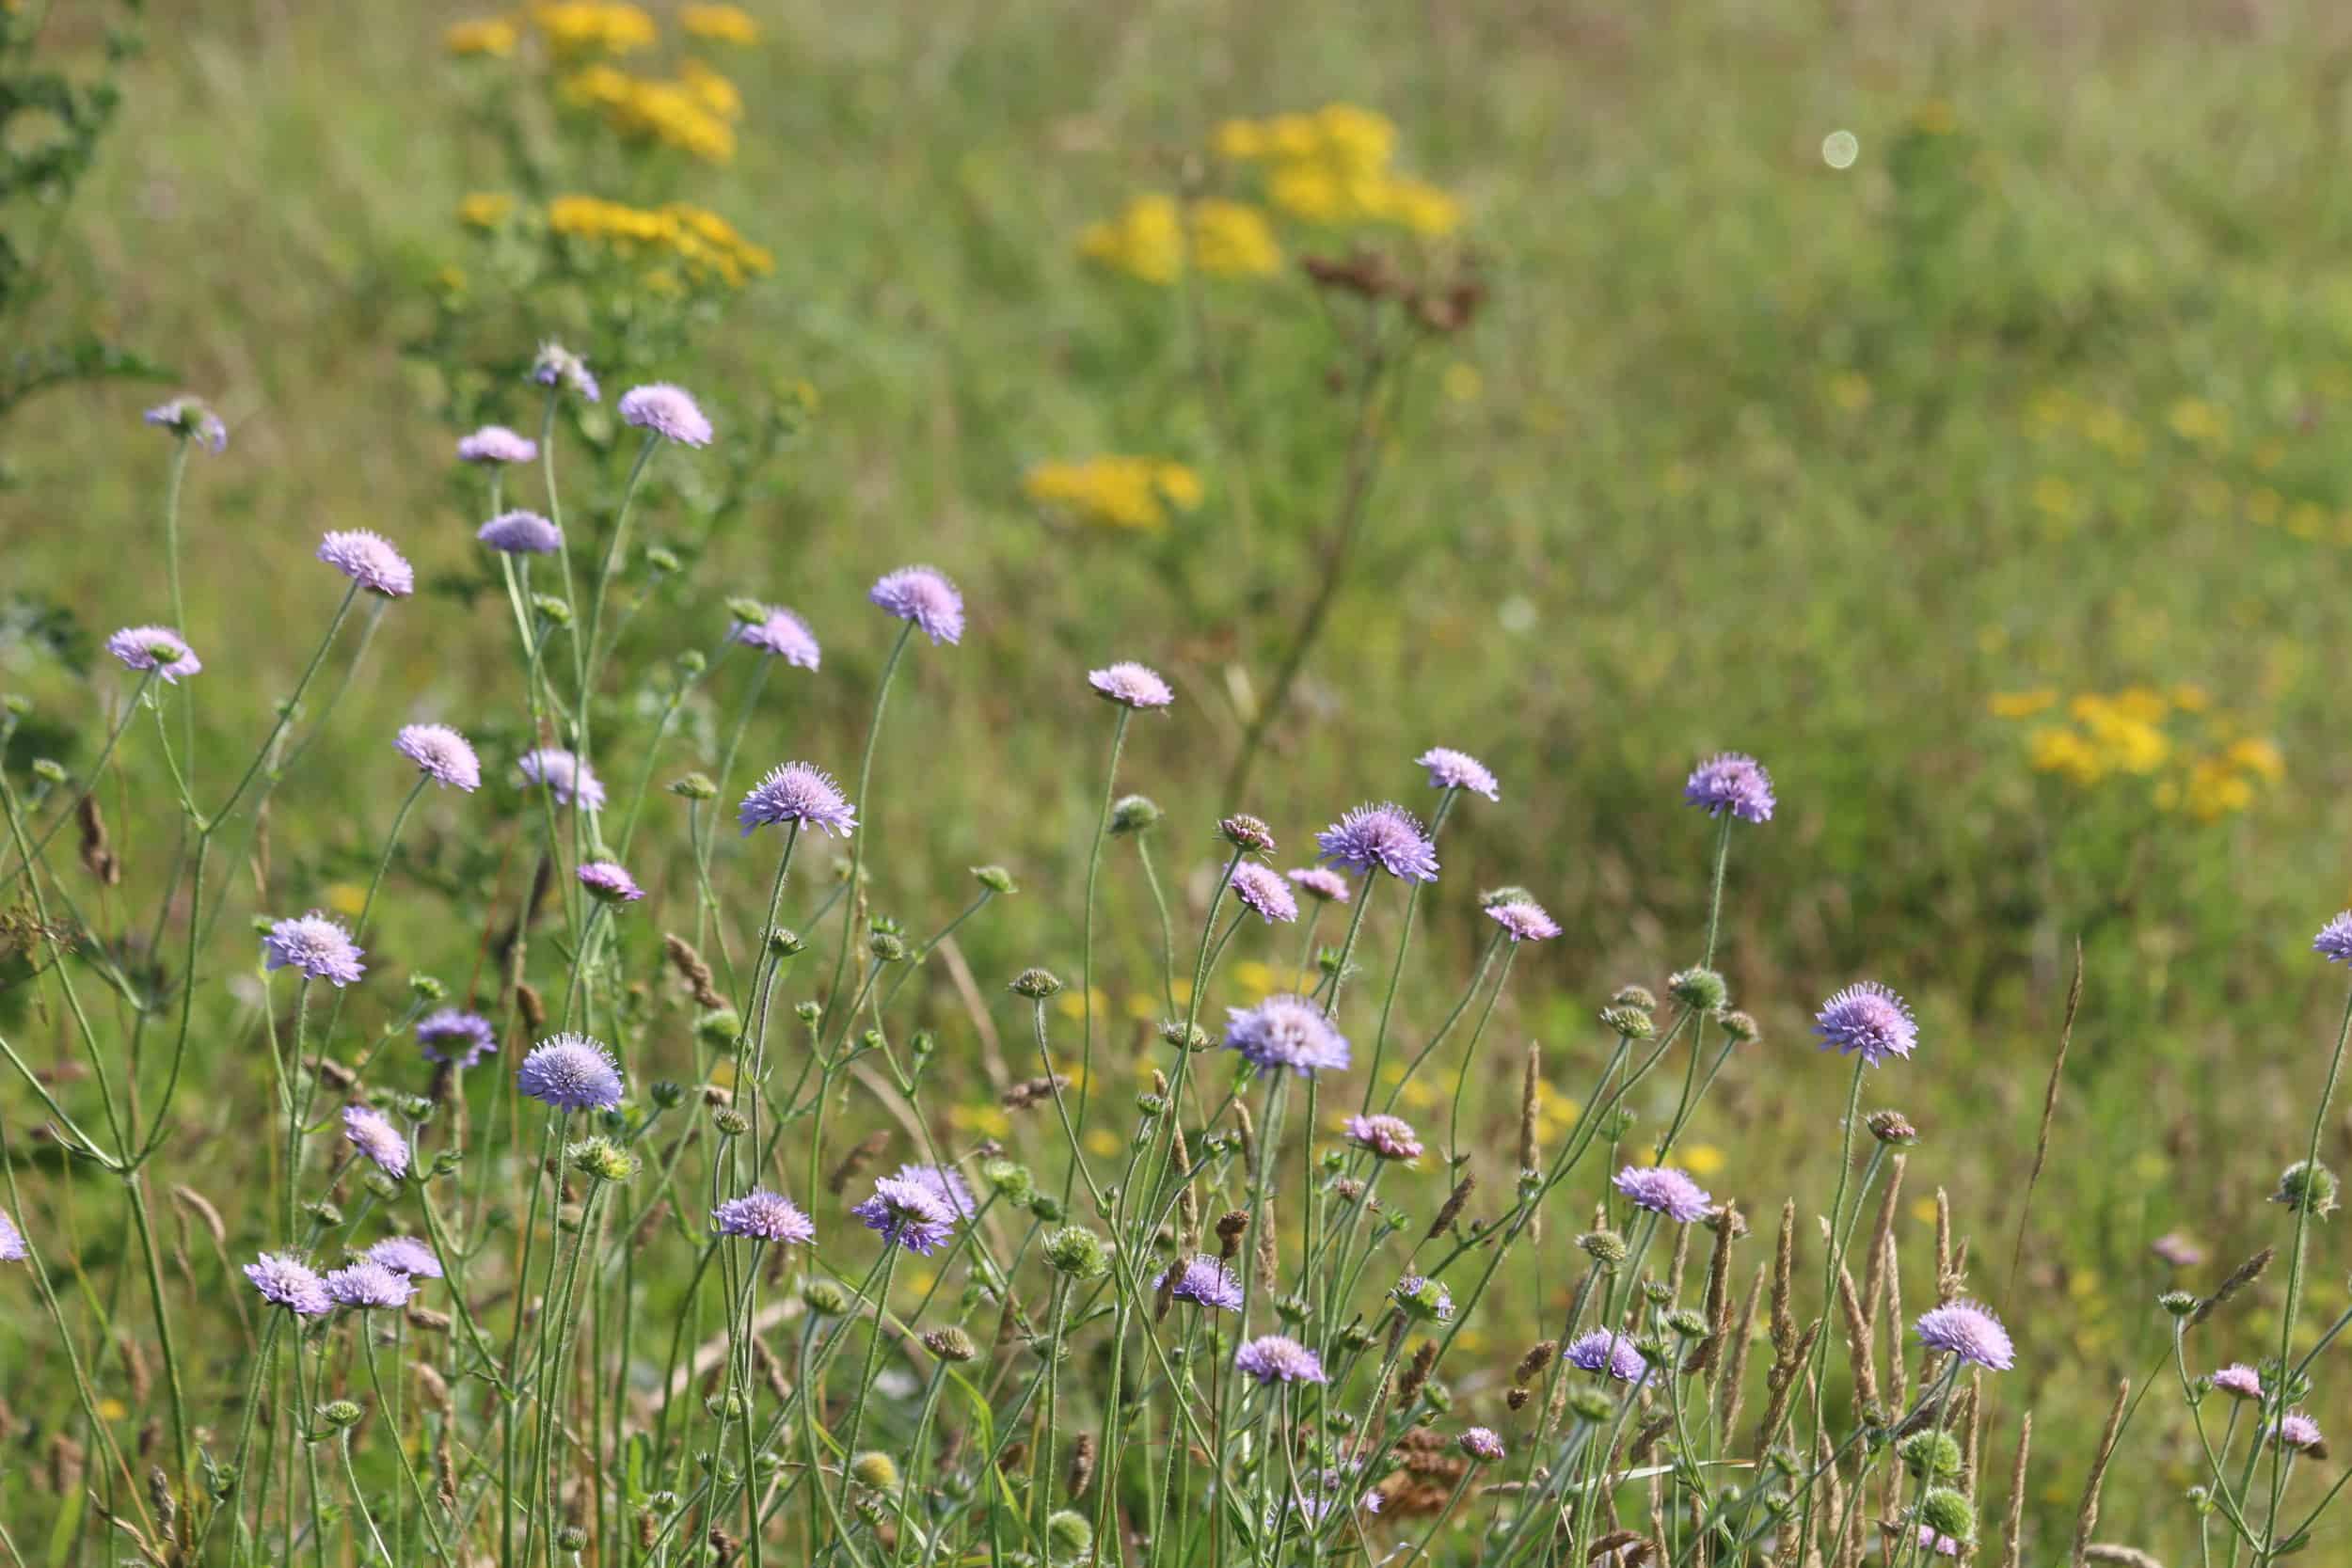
[9,2,2352,1565]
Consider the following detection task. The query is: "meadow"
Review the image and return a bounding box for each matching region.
[7,0,2352,1562]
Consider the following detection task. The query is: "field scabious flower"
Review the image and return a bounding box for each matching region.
[516,1035,625,1112]
[2315,912,2352,963]
[730,606,819,668]
[262,913,366,987]
[1915,1301,2015,1371]
[869,565,964,645]
[1317,803,1438,882]
[1815,982,1918,1067]
[0,1210,24,1261]
[851,1175,956,1255]
[1392,1273,1454,1321]
[1684,752,1775,823]
[418,1008,497,1068]
[246,1253,332,1316]
[394,724,482,792]
[478,510,564,554]
[578,861,646,903]
[1158,1256,1244,1311]
[739,762,856,837]
[1343,1114,1422,1161]
[456,424,538,465]
[1226,994,1351,1077]
[1915,1528,1963,1559]
[713,1189,817,1243]
[1461,1427,1506,1462]
[1418,747,1499,800]
[2270,1412,2326,1453]
[144,396,228,453]
[892,1164,977,1220]
[1486,900,1561,942]
[325,1260,414,1310]
[532,341,600,402]
[1566,1330,1648,1383]
[104,626,202,683]
[2212,1363,2264,1400]
[1230,863,1299,925]
[1287,866,1350,903]
[317,530,415,598]
[1234,1335,1328,1385]
[366,1237,441,1277]
[1614,1164,1712,1222]
[342,1105,409,1178]
[519,748,607,810]
[1089,661,1175,710]
[619,382,713,447]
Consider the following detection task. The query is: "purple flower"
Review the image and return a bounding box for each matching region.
[2270,1412,2325,1452]
[1460,1427,1506,1463]
[1418,748,1500,801]
[1814,982,1918,1068]
[619,382,713,447]
[532,342,600,403]
[1684,752,1775,823]
[418,1008,498,1069]
[456,424,538,465]
[2316,912,2352,964]
[1915,1300,2014,1372]
[1317,803,1438,883]
[1393,1273,1454,1321]
[731,607,820,668]
[891,1164,977,1220]
[1233,1335,1328,1385]
[1486,900,1561,942]
[851,1175,956,1255]
[1915,1528,1963,1559]
[326,1259,415,1310]
[869,566,965,646]
[366,1237,441,1278]
[516,1034,624,1112]
[1613,1164,1712,1223]
[739,761,856,837]
[317,530,415,598]
[246,1253,333,1316]
[2153,1232,2204,1268]
[713,1189,818,1243]
[0,1210,24,1262]
[478,511,564,555]
[1157,1255,1244,1312]
[1343,1115,1422,1162]
[1230,863,1299,925]
[518,748,607,810]
[342,1104,410,1179]
[1286,867,1350,904]
[262,912,366,987]
[145,397,229,453]
[2212,1364,2264,1401]
[394,723,482,792]
[578,860,645,904]
[104,625,202,683]
[1089,661,1174,710]
[1565,1329,1648,1383]
[1225,994,1351,1078]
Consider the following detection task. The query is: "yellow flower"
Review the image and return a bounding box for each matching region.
[1364,176,1461,236]
[680,3,760,43]
[1079,194,1184,285]
[1231,960,1279,999]
[325,882,366,918]
[680,59,744,121]
[2226,736,2284,784]
[1214,118,1267,159]
[1155,463,1204,511]
[545,195,770,285]
[445,17,520,56]
[2169,682,2211,713]
[458,191,516,229]
[1987,689,2057,719]
[2028,725,2105,786]
[1084,1128,1122,1159]
[1023,456,1203,532]
[1188,199,1282,277]
[947,1102,1012,1138]
[532,2,657,55]
[1681,1143,1725,1178]
[1314,103,1398,177]
[1054,987,1110,1022]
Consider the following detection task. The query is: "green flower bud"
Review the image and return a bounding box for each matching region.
[1029,1194,1065,1224]
[407,973,448,1001]
[1598,1005,1655,1040]
[531,594,573,626]
[1566,1387,1616,1424]
[982,1158,1034,1201]
[644,546,682,575]
[803,1279,850,1316]
[556,1524,590,1551]
[795,1000,822,1024]
[727,596,769,624]
[1011,967,1062,999]
[1480,885,1537,909]
[567,1137,638,1182]
[1044,1509,1093,1560]
[923,1326,977,1362]
[713,1108,750,1137]
[1109,795,1161,835]
[2159,1290,2198,1317]
[1579,1230,1629,1265]
[850,1451,899,1491]
[1898,1431,1963,1481]
[1043,1225,1110,1279]
[320,1400,363,1430]
[2275,1161,2340,1217]
[1159,1020,1212,1052]
[1612,984,1658,1009]
[768,927,804,957]
[669,772,719,800]
[1666,1307,1708,1338]
[1719,1009,1760,1044]
[650,1080,684,1109]
[1917,1487,1974,1544]
[29,757,66,784]
[1666,967,1728,1013]
[1867,1110,1919,1146]
[972,864,1017,894]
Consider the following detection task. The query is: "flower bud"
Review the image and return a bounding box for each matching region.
[768,927,804,957]
[1867,1110,1918,1146]
[1898,1431,1963,1481]
[850,1451,899,1491]
[1029,1194,1065,1223]
[1598,1005,1655,1040]
[2159,1290,2198,1317]
[1218,815,1276,855]
[1611,984,1658,1009]
[982,1158,1034,1201]
[713,1108,750,1137]
[1011,967,1062,999]
[1666,1307,1707,1338]
[1109,795,1161,835]
[669,772,718,800]
[795,1000,822,1024]
[557,1524,590,1551]
[29,757,66,784]
[923,1326,977,1362]
[2274,1160,2340,1216]
[869,930,907,962]
[803,1279,850,1315]
[1579,1230,1629,1265]
[727,597,769,624]
[1480,884,1537,909]
[1044,1509,1093,1560]
[406,973,446,1002]
[1667,967,1728,1013]
[1719,1009,1760,1044]
[531,594,573,626]
[1566,1387,1616,1423]
[1044,1225,1111,1279]
[320,1400,363,1430]
[1159,1020,1212,1052]
[1917,1487,1975,1544]
[567,1137,638,1182]
[972,864,1017,894]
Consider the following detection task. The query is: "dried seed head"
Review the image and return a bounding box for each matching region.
[1427,1175,1476,1243]
[1066,1432,1097,1498]
[1215,1209,1250,1257]
[2191,1247,2275,1327]
[662,933,726,1009]
[1720,1009,1761,1043]
[922,1325,976,1363]
[516,982,548,1032]
[1515,1340,1557,1384]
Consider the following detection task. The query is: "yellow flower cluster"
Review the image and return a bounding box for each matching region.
[1023,457,1205,532]
[445,17,521,55]
[530,2,657,56]
[458,191,517,229]
[1216,103,1462,236]
[1994,685,2282,821]
[679,4,759,42]
[1077,195,1280,285]
[563,60,741,164]
[545,196,774,286]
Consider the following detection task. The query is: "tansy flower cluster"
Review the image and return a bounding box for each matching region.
[544,195,773,286]
[1022,456,1205,532]
[678,3,759,42]
[527,2,657,56]
[562,59,742,164]
[1078,195,1281,285]
[1216,103,1463,236]
[1992,684,2283,821]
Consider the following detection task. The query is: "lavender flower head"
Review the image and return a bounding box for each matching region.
[739,761,857,838]
[478,510,564,555]
[2270,1412,2325,1452]
[456,424,538,465]
[618,382,713,447]
[342,1104,410,1179]
[1460,1427,1506,1463]
[1230,863,1299,925]
[262,912,366,987]
[850,1175,956,1255]
[366,1237,442,1278]
[1613,1164,1712,1223]
[2315,912,2352,964]
[317,530,415,598]
[1419,747,1500,801]
[1565,1329,1649,1384]
[1089,661,1174,710]
[1343,1114,1423,1161]
[394,723,482,792]
[2152,1231,2204,1268]
[0,1210,24,1262]
[145,396,229,453]
[731,606,820,669]
[516,1034,624,1112]
[892,1164,977,1220]
[1915,1300,2015,1371]
[1685,752,1775,823]
[1486,900,1562,942]
[1814,981,1918,1068]
[326,1259,415,1310]
[1393,1272,1454,1321]
[532,341,600,402]
[245,1253,332,1316]
[1226,994,1351,1078]
[518,748,607,810]
[577,861,646,904]
[1233,1335,1329,1385]
[1915,1528,1963,1559]
[2212,1363,2264,1401]
[418,1008,497,1069]
[104,626,202,683]
[1317,803,1439,883]
[1287,866,1351,904]
[1157,1255,1244,1312]
[869,565,965,646]
[713,1189,818,1243]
